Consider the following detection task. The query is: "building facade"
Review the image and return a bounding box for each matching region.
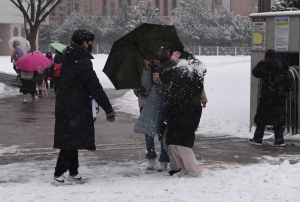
[0,1,24,55]
[50,0,261,25]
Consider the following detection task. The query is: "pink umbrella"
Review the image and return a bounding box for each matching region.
[44,82,48,97]
[16,52,51,71]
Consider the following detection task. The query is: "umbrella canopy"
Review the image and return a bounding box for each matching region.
[8,36,31,53]
[16,52,51,71]
[50,42,66,53]
[103,23,184,90]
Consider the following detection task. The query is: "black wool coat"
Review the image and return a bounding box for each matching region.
[253,59,288,127]
[160,60,203,148]
[54,42,113,150]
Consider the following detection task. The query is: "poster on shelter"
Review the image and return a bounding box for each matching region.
[252,18,266,51]
[275,17,289,52]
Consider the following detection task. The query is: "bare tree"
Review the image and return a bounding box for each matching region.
[10,0,62,51]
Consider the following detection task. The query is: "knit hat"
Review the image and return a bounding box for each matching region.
[71,29,95,45]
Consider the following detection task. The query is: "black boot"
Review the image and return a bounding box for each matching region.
[38,90,42,98]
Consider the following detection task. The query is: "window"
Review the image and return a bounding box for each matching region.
[21,28,26,38]
[215,0,222,5]
[127,0,131,6]
[163,0,168,16]
[51,7,56,16]
[13,27,18,37]
[172,0,176,16]
[111,0,115,16]
[67,0,71,15]
[75,0,79,12]
[102,0,107,16]
[155,0,159,9]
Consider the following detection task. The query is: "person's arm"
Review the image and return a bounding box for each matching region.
[200,88,208,108]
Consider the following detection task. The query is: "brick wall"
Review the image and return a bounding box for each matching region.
[0,23,24,56]
[231,0,258,16]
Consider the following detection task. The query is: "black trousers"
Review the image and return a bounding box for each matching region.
[254,124,284,140]
[54,149,79,177]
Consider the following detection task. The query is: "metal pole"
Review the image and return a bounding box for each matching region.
[199,46,201,56]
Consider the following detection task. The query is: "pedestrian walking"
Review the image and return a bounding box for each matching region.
[19,70,38,103]
[48,53,62,96]
[134,55,170,171]
[53,29,117,184]
[159,44,206,177]
[44,52,53,89]
[10,40,24,75]
[249,49,290,147]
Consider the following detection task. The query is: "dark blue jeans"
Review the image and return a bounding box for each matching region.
[145,134,169,162]
[254,124,284,139]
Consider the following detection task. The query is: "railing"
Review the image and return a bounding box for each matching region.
[39,44,252,56]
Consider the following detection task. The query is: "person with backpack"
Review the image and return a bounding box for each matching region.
[48,54,62,96]
[19,70,38,103]
[249,49,291,147]
[53,29,117,184]
[10,40,24,74]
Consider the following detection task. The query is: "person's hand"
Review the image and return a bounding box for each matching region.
[171,51,181,63]
[106,109,117,123]
[261,58,266,62]
[144,60,151,71]
[202,102,206,108]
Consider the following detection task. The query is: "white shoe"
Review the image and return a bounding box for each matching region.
[157,162,168,172]
[53,174,69,183]
[68,174,89,183]
[177,168,188,177]
[146,159,157,170]
[23,95,27,103]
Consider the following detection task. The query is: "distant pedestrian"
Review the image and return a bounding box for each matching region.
[53,29,117,184]
[44,52,53,89]
[19,70,38,103]
[10,40,24,74]
[48,53,62,96]
[249,49,290,147]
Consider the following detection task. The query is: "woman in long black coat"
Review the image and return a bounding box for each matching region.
[159,45,206,177]
[53,29,116,183]
[249,49,290,147]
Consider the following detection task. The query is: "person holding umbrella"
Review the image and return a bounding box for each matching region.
[53,29,117,184]
[10,40,24,74]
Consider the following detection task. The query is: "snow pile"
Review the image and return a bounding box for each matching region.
[0,157,300,202]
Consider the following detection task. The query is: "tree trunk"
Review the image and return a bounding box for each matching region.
[27,26,39,52]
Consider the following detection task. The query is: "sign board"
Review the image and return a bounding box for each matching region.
[252,18,266,51]
[275,17,289,52]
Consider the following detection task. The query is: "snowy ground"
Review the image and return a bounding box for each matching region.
[1,55,300,201]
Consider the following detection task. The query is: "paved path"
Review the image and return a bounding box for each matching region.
[0,80,300,168]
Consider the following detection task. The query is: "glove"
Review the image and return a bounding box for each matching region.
[106,109,117,123]
[11,59,13,63]
[171,51,181,63]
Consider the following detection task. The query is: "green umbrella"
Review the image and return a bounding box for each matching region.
[50,42,66,53]
[103,23,184,90]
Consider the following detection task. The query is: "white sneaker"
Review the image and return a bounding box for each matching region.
[23,95,27,103]
[146,159,157,170]
[53,174,69,183]
[68,174,83,181]
[157,162,168,172]
[177,168,188,177]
